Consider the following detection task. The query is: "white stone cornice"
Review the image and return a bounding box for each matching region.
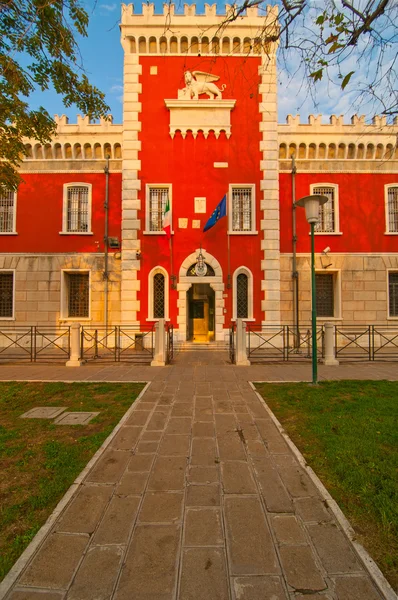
[165,99,236,139]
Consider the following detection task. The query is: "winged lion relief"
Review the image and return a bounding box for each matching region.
[178,71,226,100]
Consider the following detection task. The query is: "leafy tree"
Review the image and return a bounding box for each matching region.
[222,0,397,119]
[0,0,110,193]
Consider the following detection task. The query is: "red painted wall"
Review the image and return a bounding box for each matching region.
[0,173,122,253]
[280,173,398,254]
[137,56,263,326]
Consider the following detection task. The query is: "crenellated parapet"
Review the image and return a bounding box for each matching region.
[278,113,398,162]
[22,114,123,161]
[120,3,279,56]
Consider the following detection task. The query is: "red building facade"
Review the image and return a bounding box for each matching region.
[0,4,397,341]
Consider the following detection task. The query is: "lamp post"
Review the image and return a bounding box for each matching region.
[295,195,328,384]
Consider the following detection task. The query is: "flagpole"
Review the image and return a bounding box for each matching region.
[227,193,231,288]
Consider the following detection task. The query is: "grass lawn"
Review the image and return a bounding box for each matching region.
[255,380,398,590]
[0,381,145,582]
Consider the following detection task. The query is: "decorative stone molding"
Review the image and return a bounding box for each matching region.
[165,99,236,139]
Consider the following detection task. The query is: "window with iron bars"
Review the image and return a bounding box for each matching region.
[0,191,15,233]
[153,273,165,318]
[236,273,248,318]
[315,273,334,317]
[149,188,169,232]
[67,186,89,232]
[0,272,14,318]
[389,272,398,317]
[312,186,336,233]
[387,187,398,233]
[232,188,252,232]
[67,273,89,318]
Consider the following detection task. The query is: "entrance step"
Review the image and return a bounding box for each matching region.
[175,341,228,352]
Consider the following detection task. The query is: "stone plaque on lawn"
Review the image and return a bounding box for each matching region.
[55,412,100,425]
[21,407,68,419]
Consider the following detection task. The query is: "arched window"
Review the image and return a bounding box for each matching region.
[233,267,253,320]
[148,267,169,320]
[153,273,165,318]
[237,273,248,318]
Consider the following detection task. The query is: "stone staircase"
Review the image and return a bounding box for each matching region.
[174,340,229,352]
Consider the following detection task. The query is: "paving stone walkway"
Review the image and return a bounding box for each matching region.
[1,356,397,600]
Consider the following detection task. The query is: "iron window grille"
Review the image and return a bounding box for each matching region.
[387,187,398,233]
[67,186,89,232]
[316,273,334,317]
[232,188,252,232]
[313,186,335,232]
[0,273,14,318]
[149,188,168,232]
[67,273,89,318]
[389,272,398,317]
[153,273,165,318]
[236,273,248,318]
[0,191,15,233]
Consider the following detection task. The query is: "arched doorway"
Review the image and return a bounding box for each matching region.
[178,249,225,342]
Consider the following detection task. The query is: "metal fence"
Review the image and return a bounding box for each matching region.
[246,324,324,363]
[336,325,398,361]
[229,324,235,364]
[166,323,174,364]
[80,325,155,363]
[0,326,71,362]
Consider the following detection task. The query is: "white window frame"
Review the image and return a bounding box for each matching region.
[387,269,398,319]
[60,270,91,321]
[232,266,254,321]
[0,270,15,320]
[144,184,173,235]
[60,183,93,235]
[228,184,257,235]
[0,190,17,235]
[315,269,342,320]
[310,183,341,235]
[384,184,398,235]
[147,266,169,321]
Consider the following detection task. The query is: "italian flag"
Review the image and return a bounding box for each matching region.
[162,197,171,239]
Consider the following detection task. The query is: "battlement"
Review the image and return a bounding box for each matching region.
[121,3,278,55]
[53,114,123,132]
[281,113,398,129]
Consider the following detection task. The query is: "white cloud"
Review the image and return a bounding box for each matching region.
[100,3,117,11]
[110,84,123,93]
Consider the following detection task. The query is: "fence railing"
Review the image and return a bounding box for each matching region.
[336,325,398,361]
[229,323,235,364]
[246,324,324,362]
[166,323,174,364]
[0,327,71,362]
[81,325,155,363]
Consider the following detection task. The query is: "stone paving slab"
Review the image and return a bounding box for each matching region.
[1,359,397,600]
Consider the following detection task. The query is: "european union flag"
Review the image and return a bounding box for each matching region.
[203,195,227,232]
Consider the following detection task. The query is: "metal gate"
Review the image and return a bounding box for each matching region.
[229,324,235,364]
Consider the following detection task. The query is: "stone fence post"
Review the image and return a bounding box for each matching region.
[323,322,339,366]
[151,319,166,366]
[66,323,84,367]
[236,318,250,366]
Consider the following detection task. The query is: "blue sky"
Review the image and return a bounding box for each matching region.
[25,1,391,125]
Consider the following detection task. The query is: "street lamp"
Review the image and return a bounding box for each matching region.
[295,194,328,384]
